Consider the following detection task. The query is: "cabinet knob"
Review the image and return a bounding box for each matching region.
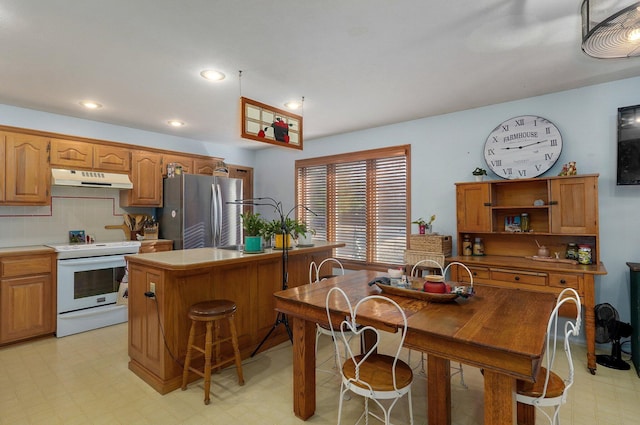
[560,279,566,284]
[514,276,520,281]
[473,272,478,276]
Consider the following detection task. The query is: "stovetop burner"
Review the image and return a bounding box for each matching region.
[46,241,141,259]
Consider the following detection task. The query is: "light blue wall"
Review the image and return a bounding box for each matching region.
[254,75,640,323]
[0,103,256,165]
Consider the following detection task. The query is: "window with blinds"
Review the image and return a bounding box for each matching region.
[295,145,410,267]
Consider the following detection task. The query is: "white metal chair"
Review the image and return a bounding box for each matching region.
[309,258,348,371]
[407,259,468,388]
[516,287,582,425]
[326,287,414,425]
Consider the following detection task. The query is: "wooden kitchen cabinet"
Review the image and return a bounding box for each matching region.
[0,250,56,344]
[456,182,491,232]
[139,239,173,253]
[120,150,163,207]
[550,176,598,234]
[50,139,93,168]
[2,132,50,205]
[51,139,130,172]
[162,154,193,175]
[193,158,218,175]
[93,144,130,172]
[451,174,606,373]
[455,174,600,262]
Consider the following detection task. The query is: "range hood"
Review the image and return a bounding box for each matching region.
[51,168,133,189]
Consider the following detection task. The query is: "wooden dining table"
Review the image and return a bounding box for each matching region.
[274,269,557,425]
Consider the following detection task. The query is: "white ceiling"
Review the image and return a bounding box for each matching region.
[0,0,639,150]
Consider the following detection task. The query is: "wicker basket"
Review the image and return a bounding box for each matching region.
[403,250,446,268]
[409,234,452,255]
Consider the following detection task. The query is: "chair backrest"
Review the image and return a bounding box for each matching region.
[541,287,582,402]
[409,258,444,278]
[325,287,408,393]
[309,258,345,284]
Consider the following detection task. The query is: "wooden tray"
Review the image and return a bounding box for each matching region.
[375,283,459,303]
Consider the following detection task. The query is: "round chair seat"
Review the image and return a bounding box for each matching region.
[188,300,237,320]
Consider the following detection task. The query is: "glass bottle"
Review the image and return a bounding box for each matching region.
[462,234,473,256]
[520,213,530,232]
[473,237,484,256]
[566,243,578,260]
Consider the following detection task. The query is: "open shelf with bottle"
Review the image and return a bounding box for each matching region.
[455,174,600,263]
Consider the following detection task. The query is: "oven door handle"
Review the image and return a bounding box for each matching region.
[58,256,125,267]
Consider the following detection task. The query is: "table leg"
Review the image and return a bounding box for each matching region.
[483,370,516,425]
[517,401,535,425]
[427,354,451,425]
[292,316,316,420]
[583,274,597,373]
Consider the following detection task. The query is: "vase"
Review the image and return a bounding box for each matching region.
[274,234,293,249]
[244,236,263,252]
[474,175,484,182]
[419,224,426,234]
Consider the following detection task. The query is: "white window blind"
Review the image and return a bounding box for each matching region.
[295,145,409,267]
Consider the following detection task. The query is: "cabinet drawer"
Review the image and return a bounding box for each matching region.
[490,268,547,286]
[458,266,490,283]
[548,273,580,290]
[1,256,52,278]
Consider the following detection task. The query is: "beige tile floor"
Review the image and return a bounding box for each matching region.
[1,323,640,424]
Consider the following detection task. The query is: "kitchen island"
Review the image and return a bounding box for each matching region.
[125,241,342,394]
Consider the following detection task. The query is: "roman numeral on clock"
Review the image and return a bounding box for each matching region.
[487,148,495,156]
[491,159,502,166]
[515,118,524,126]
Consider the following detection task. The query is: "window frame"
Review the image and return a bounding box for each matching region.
[295,145,411,270]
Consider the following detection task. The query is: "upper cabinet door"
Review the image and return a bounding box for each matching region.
[50,139,93,169]
[93,145,130,172]
[550,176,598,234]
[193,158,217,175]
[121,150,163,207]
[4,132,50,205]
[456,183,491,232]
[163,154,193,175]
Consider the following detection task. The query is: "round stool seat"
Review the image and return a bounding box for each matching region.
[188,300,237,320]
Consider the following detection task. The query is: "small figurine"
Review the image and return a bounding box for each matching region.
[558,161,577,176]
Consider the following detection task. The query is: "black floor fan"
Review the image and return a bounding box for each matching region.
[595,303,633,370]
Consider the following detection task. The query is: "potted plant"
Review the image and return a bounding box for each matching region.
[412,215,436,234]
[240,211,265,252]
[472,167,487,181]
[292,219,316,246]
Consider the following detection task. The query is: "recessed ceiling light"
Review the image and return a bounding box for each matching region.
[79,101,102,109]
[167,120,185,127]
[200,69,226,81]
[284,101,301,110]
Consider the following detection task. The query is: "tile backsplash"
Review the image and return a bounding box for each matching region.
[0,186,154,248]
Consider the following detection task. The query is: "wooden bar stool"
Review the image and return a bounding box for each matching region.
[181,300,245,405]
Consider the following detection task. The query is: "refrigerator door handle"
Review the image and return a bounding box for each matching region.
[211,183,218,246]
[215,183,223,245]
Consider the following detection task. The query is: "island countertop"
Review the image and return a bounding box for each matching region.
[125,240,343,270]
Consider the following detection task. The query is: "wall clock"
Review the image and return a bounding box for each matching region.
[483,115,563,180]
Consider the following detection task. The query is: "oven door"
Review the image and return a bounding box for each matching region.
[57,255,126,313]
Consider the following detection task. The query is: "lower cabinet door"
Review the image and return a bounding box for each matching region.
[0,274,54,343]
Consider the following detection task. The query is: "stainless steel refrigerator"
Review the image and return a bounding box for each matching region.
[159,174,243,250]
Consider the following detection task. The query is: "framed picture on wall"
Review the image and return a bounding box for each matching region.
[241,97,303,150]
